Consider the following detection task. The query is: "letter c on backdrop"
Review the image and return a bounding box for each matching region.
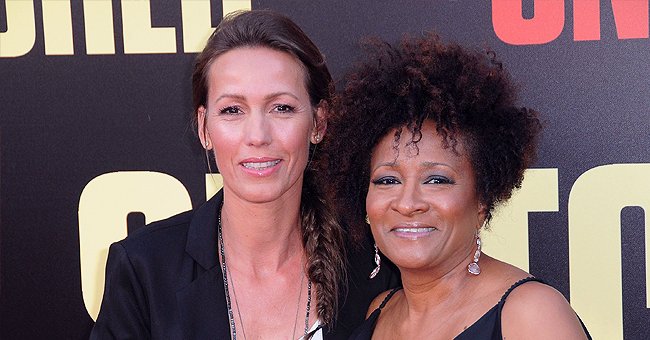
[78,171,192,320]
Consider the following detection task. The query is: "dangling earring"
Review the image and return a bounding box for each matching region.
[467,232,482,275]
[369,243,381,279]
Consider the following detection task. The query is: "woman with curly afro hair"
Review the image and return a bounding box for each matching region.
[321,34,591,339]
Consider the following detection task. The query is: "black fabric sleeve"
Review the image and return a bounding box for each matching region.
[90,242,151,340]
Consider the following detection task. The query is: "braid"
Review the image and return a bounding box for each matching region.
[300,169,347,327]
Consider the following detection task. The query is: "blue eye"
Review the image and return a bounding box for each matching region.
[273,104,295,113]
[425,176,453,184]
[371,176,401,185]
[219,106,242,115]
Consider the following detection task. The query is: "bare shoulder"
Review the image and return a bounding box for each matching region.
[366,288,399,318]
[501,281,589,339]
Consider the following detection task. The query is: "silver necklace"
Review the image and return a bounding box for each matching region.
[218,208,312,340]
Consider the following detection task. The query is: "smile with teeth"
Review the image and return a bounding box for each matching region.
[392,227,437,233]
[241,159,281,170]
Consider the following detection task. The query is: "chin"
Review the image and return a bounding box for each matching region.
[385,253,436,272]
[241,190,284,204]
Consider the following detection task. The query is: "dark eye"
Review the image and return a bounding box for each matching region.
[371,176,401,185]
[273,104,295,113]
[425,176,453,184]
[219,106,242,115]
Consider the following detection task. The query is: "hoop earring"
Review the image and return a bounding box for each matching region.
[467,232,482,275]
[369,243,381,279]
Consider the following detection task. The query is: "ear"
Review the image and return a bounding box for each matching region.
[197,106,211,150]
[477,202,488,229]
[310,102,328,144]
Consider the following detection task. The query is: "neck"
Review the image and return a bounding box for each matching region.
[398,252,480,315]
[220,188,304,276]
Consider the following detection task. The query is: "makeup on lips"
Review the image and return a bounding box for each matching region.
[390,223,438,240]
[240,157,282,176]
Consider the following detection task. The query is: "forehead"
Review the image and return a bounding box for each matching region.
[207,46,308,93]
[371,120,468,164]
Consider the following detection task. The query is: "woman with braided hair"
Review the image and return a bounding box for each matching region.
[91,10,397,339]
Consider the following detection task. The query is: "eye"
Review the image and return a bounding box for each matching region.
[272,104,296,113]
[425,175,454,185]
[219,106,243,115]
[371,176,401,185]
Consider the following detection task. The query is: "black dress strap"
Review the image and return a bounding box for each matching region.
[378,287,402,309]
[347,287,402,340]
[496,276,544,308]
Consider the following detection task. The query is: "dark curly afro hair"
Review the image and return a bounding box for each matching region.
[320,33,542,243]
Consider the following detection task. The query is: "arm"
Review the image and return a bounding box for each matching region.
[501,281,590,339]
[90,243,151,340]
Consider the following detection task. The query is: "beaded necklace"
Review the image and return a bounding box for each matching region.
[218,209,312,339]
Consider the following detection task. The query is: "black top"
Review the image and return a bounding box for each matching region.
[90,190,400,339]
[349,277,592,340]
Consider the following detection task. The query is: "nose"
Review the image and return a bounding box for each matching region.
[392,182,429,216]
[244,110,272,146]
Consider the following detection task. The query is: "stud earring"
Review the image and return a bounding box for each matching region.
[204,140,210,148]
[365,215,370,225]
[369,243,381,279]
[467,232,482,275]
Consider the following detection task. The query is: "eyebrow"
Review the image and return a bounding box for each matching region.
[214,93,245,103]
[371,161,451,173]
[264,91,300,101]
[421,161,451,168]
[213,92,300,103]
[371,161,397,173]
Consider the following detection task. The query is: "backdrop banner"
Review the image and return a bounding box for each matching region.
[1,1,648,339]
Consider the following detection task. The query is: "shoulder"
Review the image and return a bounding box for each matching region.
[119,189,222,254]
[101,209,199,282]
[366,288,400,318]
[501,280,589,339]
[118,209,195,255]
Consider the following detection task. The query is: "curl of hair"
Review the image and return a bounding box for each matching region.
[191,10,345,326]
[322,33,541,243]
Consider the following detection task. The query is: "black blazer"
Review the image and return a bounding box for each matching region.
[91,190,399,339]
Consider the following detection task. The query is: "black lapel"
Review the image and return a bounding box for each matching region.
[176,190,230,338]
[176,266,230,338]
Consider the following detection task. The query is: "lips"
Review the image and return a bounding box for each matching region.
[241,159,281,170]
[238,157,283,177]
[390,224,438,239]
[392,227,437,233]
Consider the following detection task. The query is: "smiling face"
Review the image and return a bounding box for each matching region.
[198,47,325,205]
[366,120,485,274]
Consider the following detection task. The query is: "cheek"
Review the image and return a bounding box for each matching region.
[438,194,481,227]
[281,122,312,158]
[208,125,239,160]
[365,188,391,220]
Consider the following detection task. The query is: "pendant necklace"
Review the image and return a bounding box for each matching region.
[218,209,312,340]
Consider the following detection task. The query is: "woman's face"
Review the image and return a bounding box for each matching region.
[198,47,325,204]
[366,120,484,273]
